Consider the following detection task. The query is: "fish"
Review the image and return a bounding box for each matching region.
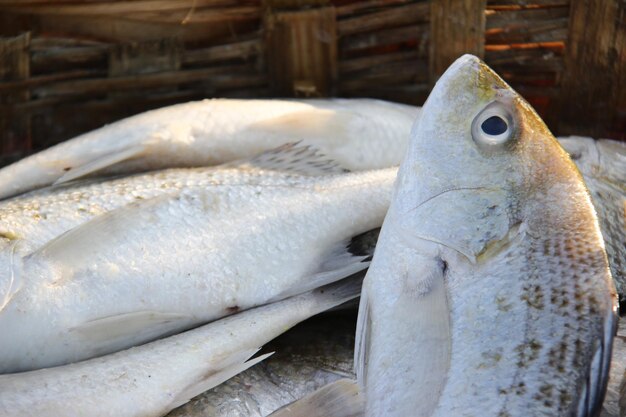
[0,275,362,417]
[353,55,617,417]
[0,147,395,373]
[0,145,390,254]
[0,98,418,199]
[558,137,625,303]
[165,311,357,417]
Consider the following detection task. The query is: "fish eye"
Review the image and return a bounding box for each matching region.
[471,102,515,147]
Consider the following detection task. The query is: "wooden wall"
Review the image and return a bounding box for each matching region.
[0,0,623,163]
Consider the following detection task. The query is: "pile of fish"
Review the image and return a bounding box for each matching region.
[0,55,623,417]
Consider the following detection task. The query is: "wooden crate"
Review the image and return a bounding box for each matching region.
[0,0,623,163]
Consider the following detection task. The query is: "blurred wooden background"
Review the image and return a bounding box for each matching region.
[0,0,624,164]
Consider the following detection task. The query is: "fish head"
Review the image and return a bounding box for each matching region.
[393,54,579,261]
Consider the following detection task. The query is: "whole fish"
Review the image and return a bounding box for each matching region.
[166,312,357,417]
[0,149,394,373]
[558,137,625,302]
[0,98,418,199]
[355,55,617,417]
[0,276,361,417]
[0,145,389,253]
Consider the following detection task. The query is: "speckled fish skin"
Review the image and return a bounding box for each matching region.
[166,312,356,417]
[356,55,617,417]
[0,145,394,254]
[0,98,418,199]
[0,162,394,373]
[558,137,625,302]
[0,278,361,417]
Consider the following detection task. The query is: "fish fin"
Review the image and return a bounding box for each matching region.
[311,273,364,309]
[396,258,451,415]
[248,108,352,144]
[272,238,370,300]
[169,349,273,410]
[29,194,171,270]
[269,379,364,417]
[70,310,193,351]
[0,241,23,313]
[224,142,349,175]
[52,144,147,185]
[354,285,370,388]
[576,301,618,417]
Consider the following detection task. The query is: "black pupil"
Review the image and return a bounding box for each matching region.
[481,116,508,136]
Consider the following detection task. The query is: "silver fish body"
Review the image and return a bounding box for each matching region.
[0,98,418,199]
[356,55,617,417]
[0,277,361,417]
[0,146,373,253]
[0,153,395,373]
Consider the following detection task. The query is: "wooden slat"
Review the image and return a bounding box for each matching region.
[340,24,427,53]
[34,66,264,98]
[485,6,568,29]
[0,69,105,93]
[265,6,337,97]
[485,18,567,44]
[554,0,625,138]
[429,0,487,82]
[263,0,329,8]
[339,59,428,91]
[335,0,415,17]
[30,37,108,49]
[0,33,31,154]
[337,2,429,36]
[121,6,261,24]
[31,45,109,74]
[0,10,260,44]
[109,38,181,77]
[487,0,569,6]
[0,0,245,15]
[182,38,262,66]
[340,50,421,73]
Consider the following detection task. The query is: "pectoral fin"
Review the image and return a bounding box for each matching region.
[71,310,193,352]
[53,144,147,185]
[354,286,370,388]
[28,194,172,273]
[269,379,363,417]
[271,238,370,301]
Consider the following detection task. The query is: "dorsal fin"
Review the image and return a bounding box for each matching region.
[224,143,350,176]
